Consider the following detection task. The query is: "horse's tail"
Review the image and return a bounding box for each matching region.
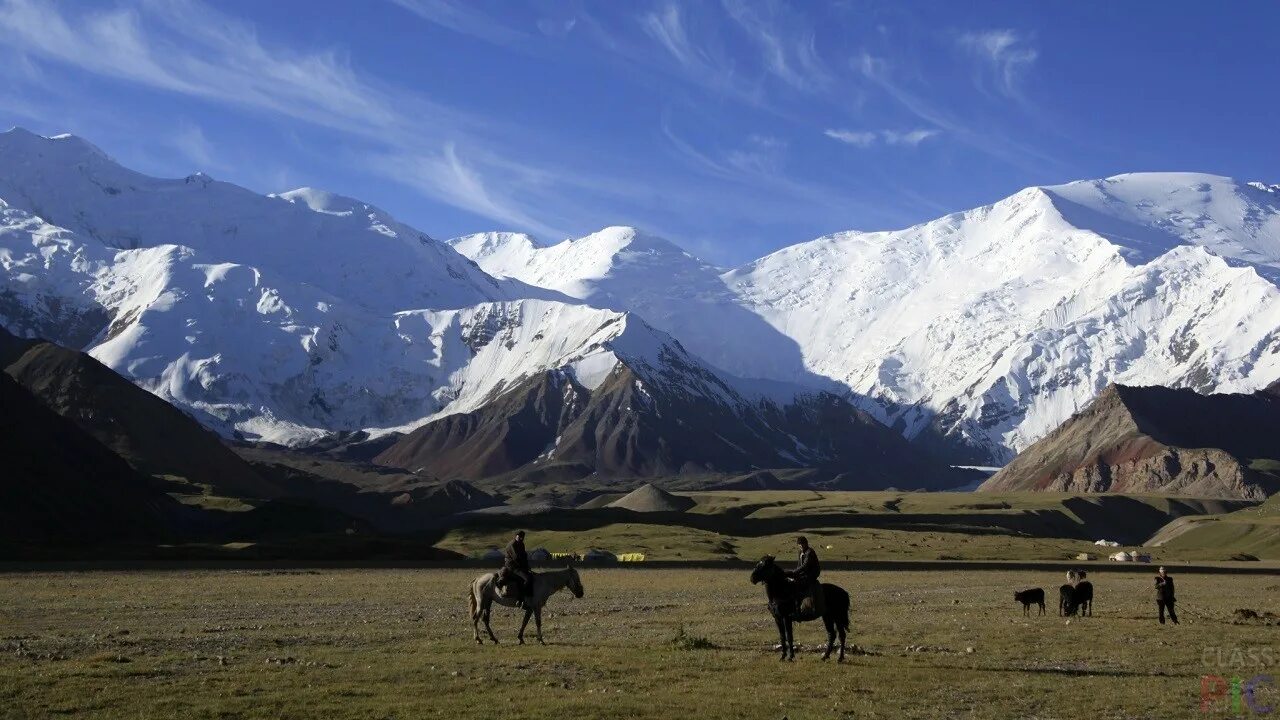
[829,584,851,631]
[467,579,478,620]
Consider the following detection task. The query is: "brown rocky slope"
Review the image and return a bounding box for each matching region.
[979,384,1280,499]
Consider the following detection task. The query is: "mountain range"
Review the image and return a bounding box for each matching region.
[3,127,1280,486]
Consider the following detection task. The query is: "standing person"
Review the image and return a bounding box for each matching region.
[498,530,533,608]
[1155,566,1178,625]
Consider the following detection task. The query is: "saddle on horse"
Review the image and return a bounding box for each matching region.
[496,567,533,605]
[790,579,825,620]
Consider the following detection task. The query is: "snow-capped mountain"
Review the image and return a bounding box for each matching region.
[5,127,1278,470]
[456,174,1280,463]
[0,128,950,486]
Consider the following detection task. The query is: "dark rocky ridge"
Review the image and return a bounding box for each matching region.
[0,372,184,546]
[0,325,279,498]
[376,361,967,490]
[979,384,1280,498]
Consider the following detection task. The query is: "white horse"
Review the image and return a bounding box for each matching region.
[469,566,584,645]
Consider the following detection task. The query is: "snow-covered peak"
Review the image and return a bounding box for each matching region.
[274,187,370,216]
[0,135,500,310]
[0,127,111,162]
[1038,172,1280,271]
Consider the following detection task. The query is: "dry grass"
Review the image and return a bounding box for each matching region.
[1,567,1277,719]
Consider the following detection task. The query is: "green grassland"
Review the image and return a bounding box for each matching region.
[2,567,1277,719]
[441,491,1269,561]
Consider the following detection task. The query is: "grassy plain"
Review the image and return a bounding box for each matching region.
[2,566,1277,719]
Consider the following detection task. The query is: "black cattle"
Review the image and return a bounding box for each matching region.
[1074,580,1093,617]
[1014,588,1045,616]
[1054,579,1075,614]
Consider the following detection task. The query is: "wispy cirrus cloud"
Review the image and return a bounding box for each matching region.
[0,0,576,236]
[853,50,1065,173]
[958,29,1038,98]
[825,128,938,148]
[720,0,830,92]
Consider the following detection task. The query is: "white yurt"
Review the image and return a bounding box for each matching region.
[1109,551,1133,562]
[583,548,617,563]
[481,547,505,561]
[529,547,552,563]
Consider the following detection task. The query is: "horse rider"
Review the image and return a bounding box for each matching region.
[497,530,533,608]
[1155,566,1178,625]
[785,536,822,613]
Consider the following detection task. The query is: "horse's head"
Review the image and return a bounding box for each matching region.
[566,566,584,598]
[750,555,777,585]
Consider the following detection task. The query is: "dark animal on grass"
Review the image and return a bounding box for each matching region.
[1059,584,1079,617]
[468,565,584,645]
[751,555,850,661]
[1073,580,1093,617]
[1014,588,1045,616]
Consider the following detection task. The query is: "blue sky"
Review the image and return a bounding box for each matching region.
[0,0,1276,265]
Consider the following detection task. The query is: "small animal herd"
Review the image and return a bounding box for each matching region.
[1014,570,1095,618]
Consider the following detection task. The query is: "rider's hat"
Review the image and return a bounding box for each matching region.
[795,535,808,546]
[515,529,526,537]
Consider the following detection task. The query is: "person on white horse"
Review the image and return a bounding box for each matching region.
[495,530,533,608]
[469,545,584,645]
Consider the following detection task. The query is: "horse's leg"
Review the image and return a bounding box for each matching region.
[534,607,545,645]
[517,607,532,645]
[472,591,483,645]
[774,614,788,661]
[822,617,835,661]
[482,599,499,644]
[837,619,847,662]
[778,614,788,661]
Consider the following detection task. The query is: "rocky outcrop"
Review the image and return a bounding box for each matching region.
[376,360,967,489]
[980,384,1280,499]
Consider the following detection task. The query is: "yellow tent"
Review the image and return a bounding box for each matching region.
[617,553,646,562]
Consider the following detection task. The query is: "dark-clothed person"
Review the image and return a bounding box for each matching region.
[1155,566,1178,625]
[787,536,821,584]
[499,531,533,606]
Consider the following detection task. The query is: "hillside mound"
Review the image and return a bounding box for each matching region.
[980,384,1280,498]
[0,327,279,499]
[606,483,696,513]
[0,373,183,546]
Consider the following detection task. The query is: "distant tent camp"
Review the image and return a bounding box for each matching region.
[1094,539,1121,547]
[583,548,618,563]
[529,547,552,563]
[1109,551,1134,562]
[481,547,504,561]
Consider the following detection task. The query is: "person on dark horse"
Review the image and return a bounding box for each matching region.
[786,536,822,616]
[495,530,533,608]
[751,551,850,662]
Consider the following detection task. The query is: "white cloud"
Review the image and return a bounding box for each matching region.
[958,29,1038,97]
[825,128,938,148]
[720,0,830,92]
[0,0,582,235]
[824,129,877,147]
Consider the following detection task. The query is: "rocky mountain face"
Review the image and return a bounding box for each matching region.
[978,384,1280,498]
[375,328,963,488]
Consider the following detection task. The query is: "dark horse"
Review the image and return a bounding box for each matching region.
[750,555,850,661]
